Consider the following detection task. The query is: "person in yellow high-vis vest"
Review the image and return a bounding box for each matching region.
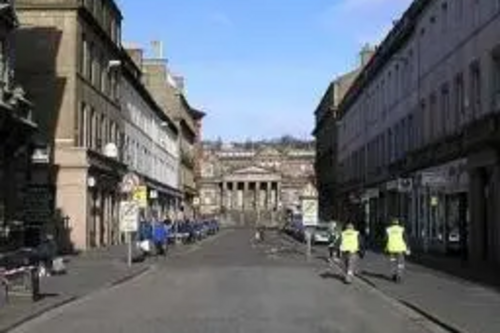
[340,223,363,284]
[385,218,410,283]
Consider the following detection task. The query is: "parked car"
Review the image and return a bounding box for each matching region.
[312,224,330,245]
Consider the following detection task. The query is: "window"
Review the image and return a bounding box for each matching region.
[80,34,87,75]
[429,93,437,141]
[441,84,451,135]
[454,74,465,127]
[77,102,87,147]
[420,100,427,145]
[91,45,98,86]
[441,2,448,33]
[87,42,93,80]
[469,61,482,119]
[456,0,464,20]
[491,51,500,112]
[100,54,107,93]
[89,107,95,149]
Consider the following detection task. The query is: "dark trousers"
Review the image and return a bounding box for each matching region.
[154,241,166,256]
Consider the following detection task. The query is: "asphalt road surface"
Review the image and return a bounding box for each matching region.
[11,229,443,333]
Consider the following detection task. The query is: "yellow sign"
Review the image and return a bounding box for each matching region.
[133,186,148,208]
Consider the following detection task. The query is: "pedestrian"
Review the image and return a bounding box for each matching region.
[138,218,153,257]
[153,218,167,256]
[385,218,410,283]
[339,222,363,284]
[327,222,340,262]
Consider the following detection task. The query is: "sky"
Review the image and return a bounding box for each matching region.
[116,0,413,141]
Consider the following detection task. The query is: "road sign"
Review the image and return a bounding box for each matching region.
[120,173,140,194]
[119,201,139,232]
[133,186,148,208]
[301,198,318,226]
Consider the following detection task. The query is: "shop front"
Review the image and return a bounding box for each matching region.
[407,159,469,255]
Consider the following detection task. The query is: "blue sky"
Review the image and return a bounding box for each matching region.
[116,0,413,141]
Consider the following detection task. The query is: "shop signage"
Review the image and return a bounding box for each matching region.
[421,171,448,186]
[23,185,53,225]
[119,201,139,232]
[133,186,148,208]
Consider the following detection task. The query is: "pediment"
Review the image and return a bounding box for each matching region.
[224,165,281,182]
[233,166,273,175]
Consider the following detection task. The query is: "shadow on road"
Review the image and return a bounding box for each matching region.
[319,270,345,282]
[361,270,392,282]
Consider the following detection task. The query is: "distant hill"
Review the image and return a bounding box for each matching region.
[203,135,315,150]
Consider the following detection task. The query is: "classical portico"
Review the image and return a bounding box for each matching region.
[220,166,282,218]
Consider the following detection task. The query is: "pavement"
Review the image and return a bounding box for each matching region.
[8,229,457,333]
[353,252,500,333]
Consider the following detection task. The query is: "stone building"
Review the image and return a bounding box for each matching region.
[199,142,315,227]
[0,0,36,249]
[336,0,500,266]
[120,47,181,220]
[14,0,127,250]
[141,50,205,219]
[313,45,374,222]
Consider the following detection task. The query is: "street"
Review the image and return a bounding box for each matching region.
[10,229,443,333]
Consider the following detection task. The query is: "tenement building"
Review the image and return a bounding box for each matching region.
[199,142,315,227]
[121,48,181,221]
[0,0,37,249]
[14,0,184,250]
[313,45,374,222]
[141,47,205,220]
[336,0,500,266]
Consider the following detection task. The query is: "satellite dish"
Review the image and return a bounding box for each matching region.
[104,143,118,159]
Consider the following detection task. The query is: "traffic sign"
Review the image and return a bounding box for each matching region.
[133,186,148,208]
[301,198,318,226]
[119,201,139,232]
[120,173,140,194]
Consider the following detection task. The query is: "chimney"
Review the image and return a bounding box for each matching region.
[151,40,164,59]
[360,43,376,67]
[173,75,185,93]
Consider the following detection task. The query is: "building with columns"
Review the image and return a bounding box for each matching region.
[336,0,500,267]
[199,142,315,227]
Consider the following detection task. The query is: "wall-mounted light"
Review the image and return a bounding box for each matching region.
[87,176,97,188]
[108,60,122,70]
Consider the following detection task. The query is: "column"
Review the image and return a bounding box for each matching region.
[221,182,226,209]
[266,181,272,210]
[233,182,239,210]
[276,182,281,210]
[243,182,249,211]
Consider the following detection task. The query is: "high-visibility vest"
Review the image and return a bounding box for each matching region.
[386,225,407,253]
[340,229,359,253]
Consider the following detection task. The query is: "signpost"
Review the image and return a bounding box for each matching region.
[119,201,139,267]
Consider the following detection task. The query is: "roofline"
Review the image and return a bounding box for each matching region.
[338,0,431,119]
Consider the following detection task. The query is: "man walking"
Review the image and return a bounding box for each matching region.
[385,218,410,283]
[153,218,167,256]
[339,223,363,284]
